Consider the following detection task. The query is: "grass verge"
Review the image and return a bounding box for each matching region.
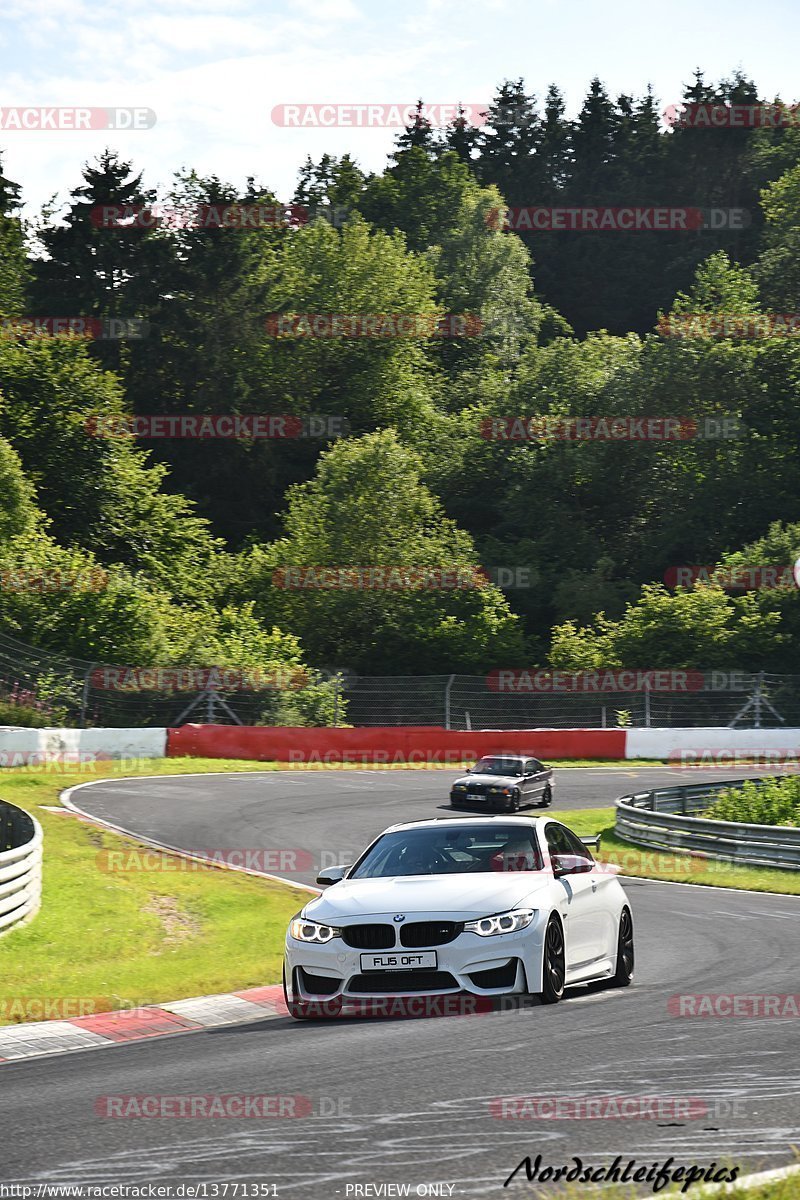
[0,762,310,1024]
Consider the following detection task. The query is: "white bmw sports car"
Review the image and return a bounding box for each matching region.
[283,815,634,1019]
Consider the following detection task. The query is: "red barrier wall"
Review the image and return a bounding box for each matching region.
[167,725,626,762]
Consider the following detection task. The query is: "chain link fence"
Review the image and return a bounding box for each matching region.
[341,673,799,729]
[1,631,799,728]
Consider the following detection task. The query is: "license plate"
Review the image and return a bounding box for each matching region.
[466,791,483,802]
[360,951,437,972]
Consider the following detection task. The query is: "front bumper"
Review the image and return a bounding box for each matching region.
[285,915,546,1001]
[449,788,511,808]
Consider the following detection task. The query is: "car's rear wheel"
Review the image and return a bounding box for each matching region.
[611,907,634,987]
[283,965,342,1020]
[538,915,565,1004]
[540,784,552,807]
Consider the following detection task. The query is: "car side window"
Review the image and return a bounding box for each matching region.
[545,823,572,857]
[530,759,544,773]
[562,827,595,864]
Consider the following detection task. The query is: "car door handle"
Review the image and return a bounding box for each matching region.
[591,880,597,892]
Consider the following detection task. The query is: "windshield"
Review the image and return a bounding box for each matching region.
[470,757,525,776]
[350,824,543,878]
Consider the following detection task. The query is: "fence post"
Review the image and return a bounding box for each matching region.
[332,676,340,728]
[79,664,95,729]
[644,680,651,728]
[444,674,455,730]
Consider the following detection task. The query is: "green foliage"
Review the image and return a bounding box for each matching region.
[0,434,38,542]
[549,584,784,670]
[0,700,57,727]
[0,159,30,318]
[233,429,525,673]
[0,334,221,600]
[3,69,800,693]
[706,776,800,827]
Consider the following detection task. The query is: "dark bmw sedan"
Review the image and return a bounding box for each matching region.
[449,754,554,812]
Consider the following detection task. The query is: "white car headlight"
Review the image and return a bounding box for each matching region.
[289,918,341,943]
[464,909,536,936]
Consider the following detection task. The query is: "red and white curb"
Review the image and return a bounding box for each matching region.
[0,985,287,1063]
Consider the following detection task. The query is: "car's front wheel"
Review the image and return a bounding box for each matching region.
[611,907,634,987]
[283,966,343,1020]
[539,784,552,807]
[505,789,521,813]
[537,914,565,1004]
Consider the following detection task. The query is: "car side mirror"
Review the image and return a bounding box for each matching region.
[551,854,593,878]
[316,865,349,886]
[551,853,569,878]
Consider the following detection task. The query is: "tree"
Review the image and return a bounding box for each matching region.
[293,154,365,212]
[474,81,540,204]
[31,150,166,375]
[442,105,482,166]
[0,433,38,543]
[549,584,783,670]
[0,156,29,318]
[0,333,221,602]
[756,161,800,307]
[394,101,437,155]
[570,78,619,195]
[234,430,525,673]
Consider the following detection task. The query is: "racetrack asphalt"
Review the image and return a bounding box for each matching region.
[2,765,799,1196]
[57,763,791,888]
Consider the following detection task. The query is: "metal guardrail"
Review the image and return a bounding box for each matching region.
[0,800,43,935]
[615,777,800,870]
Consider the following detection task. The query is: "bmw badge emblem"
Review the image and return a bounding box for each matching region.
[393,914,406,922]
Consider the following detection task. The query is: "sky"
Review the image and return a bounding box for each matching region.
[1,0,800,219]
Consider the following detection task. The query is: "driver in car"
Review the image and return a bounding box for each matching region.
[489,836,538,873]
